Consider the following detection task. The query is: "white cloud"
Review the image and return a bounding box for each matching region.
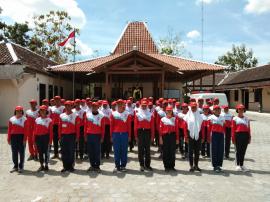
[187,30,201,39]
[195,0,214,5]
[245,0,270,14]
[0,0,86,28]
[65,38,93,57]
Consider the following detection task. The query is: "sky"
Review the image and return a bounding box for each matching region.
[1,0,270,65]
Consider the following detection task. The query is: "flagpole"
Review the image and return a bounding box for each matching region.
[73,28,76,100]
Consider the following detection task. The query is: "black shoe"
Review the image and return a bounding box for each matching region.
[158,154,163,159]
[113,167,121,173]
[44,165,49,171]
[69,167,75,172]
[189,167,195,172]
[217,167,223,172]
[61,168,67,173]
[165,168,170,172]
[37,166,44,172]
[87,167,94,172]
[140,166,145,172]
[95,167,101,173]
[194,166,202,172]
[27,155,34,161]
[106,154,110,159]
[171,167,176,171]
[34,155,39,161]
[214,167,220,173]
[121,167,127,172]
[18,168,23,173]
[51,154,59,159]
[145,166,153,171]
[80,156,84,160]
[10,167,18,173]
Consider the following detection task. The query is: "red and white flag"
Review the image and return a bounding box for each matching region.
[58,31,75,47]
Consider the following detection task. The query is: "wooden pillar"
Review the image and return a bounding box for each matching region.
[88,83,91,97]
[200,75,202,91]
[212,71,216,93]
[105,71,109,99]
[192,80,195,91]
[161,70,165,97]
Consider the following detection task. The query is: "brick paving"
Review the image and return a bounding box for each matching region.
[0,111,269,202]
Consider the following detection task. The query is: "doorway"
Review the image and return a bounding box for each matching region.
[39,83,46,105]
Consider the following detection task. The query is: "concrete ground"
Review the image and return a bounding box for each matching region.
[0,111,269,202]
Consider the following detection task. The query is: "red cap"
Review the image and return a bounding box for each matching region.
[92,102,99,107]
[74,99,81,104]
[54,96,61,100]
[136,101,140,105]
[172,99,176,103]
[111,101,117,106]
[159,98,164,102]
[64,100,72,106]
[127,100,132,104]
[87,101,92,105]
[156,101,160,105]
[29,99,37,104]
[198,98,204,101]
[50,99,55,102]
[236,104,245,110]
[128,97,133,100]
[61,99,65,104]
[222,105,229,109]
[213,105,221,110]
[213,97,219,102]
[148,97,153,100]
[190,102,197,107]
[162,100,168,105]
[168,98,173,103]
[81,99,86,103]
[203,105,210,109]
[141,100,148,106]
[102,100,108,105]
[190,98,196,102]
[86,98,91,102]
[181,103,188,107]
[42,99,49,104]
[15,106,23,111]
[166,106,173,111]
[117,99,125,105]
[39,105,48,110]
[175,102,180,106]
[148,102,153,106]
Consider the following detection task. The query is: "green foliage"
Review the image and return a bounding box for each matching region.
[30,11,80,63]
[215,44,258,72]
[158,27,192,58]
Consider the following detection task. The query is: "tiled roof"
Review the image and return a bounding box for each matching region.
[187,73,226,86]
[219,65,270,85]
[0,43,13,64]
[146,54,225,71]
[0,41,57,74]
[112,21,159,54]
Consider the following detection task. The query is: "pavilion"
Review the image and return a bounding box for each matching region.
[50,21,225,100]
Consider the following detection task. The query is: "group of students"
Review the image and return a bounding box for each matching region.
[7,95,251,174]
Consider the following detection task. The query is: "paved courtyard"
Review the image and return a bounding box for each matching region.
[0,111,270,202]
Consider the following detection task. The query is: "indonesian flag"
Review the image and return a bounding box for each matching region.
[58,31,75,47]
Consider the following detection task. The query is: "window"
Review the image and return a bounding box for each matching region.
[254,89,262,102]
[54,85,58,96]
[234,90,239,101]
[48,85,53,100]
[60,86,63,98]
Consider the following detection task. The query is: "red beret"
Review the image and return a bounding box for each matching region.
[190,102,197,107]
[222,105,229,109]
[102,100,108,105]
[128,97,133,100]
[141,101,148,106]
[181,103,188,107]
[148,102,153,106]
[236,104,245,110]
[54,96,61,100]
[127,100,132,104]
[15,106,23,111]
[213,105,221,110]
[148,97,153,100]
[213,97,219,102]
[203,105,210,109]
[42,99,49,103]
[29,99,37,104]
[39,105,48,110]
[198,98,204,101]
[74,99,81,104]
[86,98,91,102]
[111,101,117,106]
[166,106,173,111]
[92,102,99,107]
[61,99,65,103]
[50,99,55,102]
[81,99,86,103]
[117,99,125,104]
[190,98,196,102]
[87,101,92,105]
[175,102,180,106]
[64,100,72,105]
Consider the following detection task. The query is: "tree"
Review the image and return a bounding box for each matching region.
[215,44,258,72]
[158,27,191,57]
[29,11,80,63]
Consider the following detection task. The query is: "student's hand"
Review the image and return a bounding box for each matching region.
[176,140,179,145]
